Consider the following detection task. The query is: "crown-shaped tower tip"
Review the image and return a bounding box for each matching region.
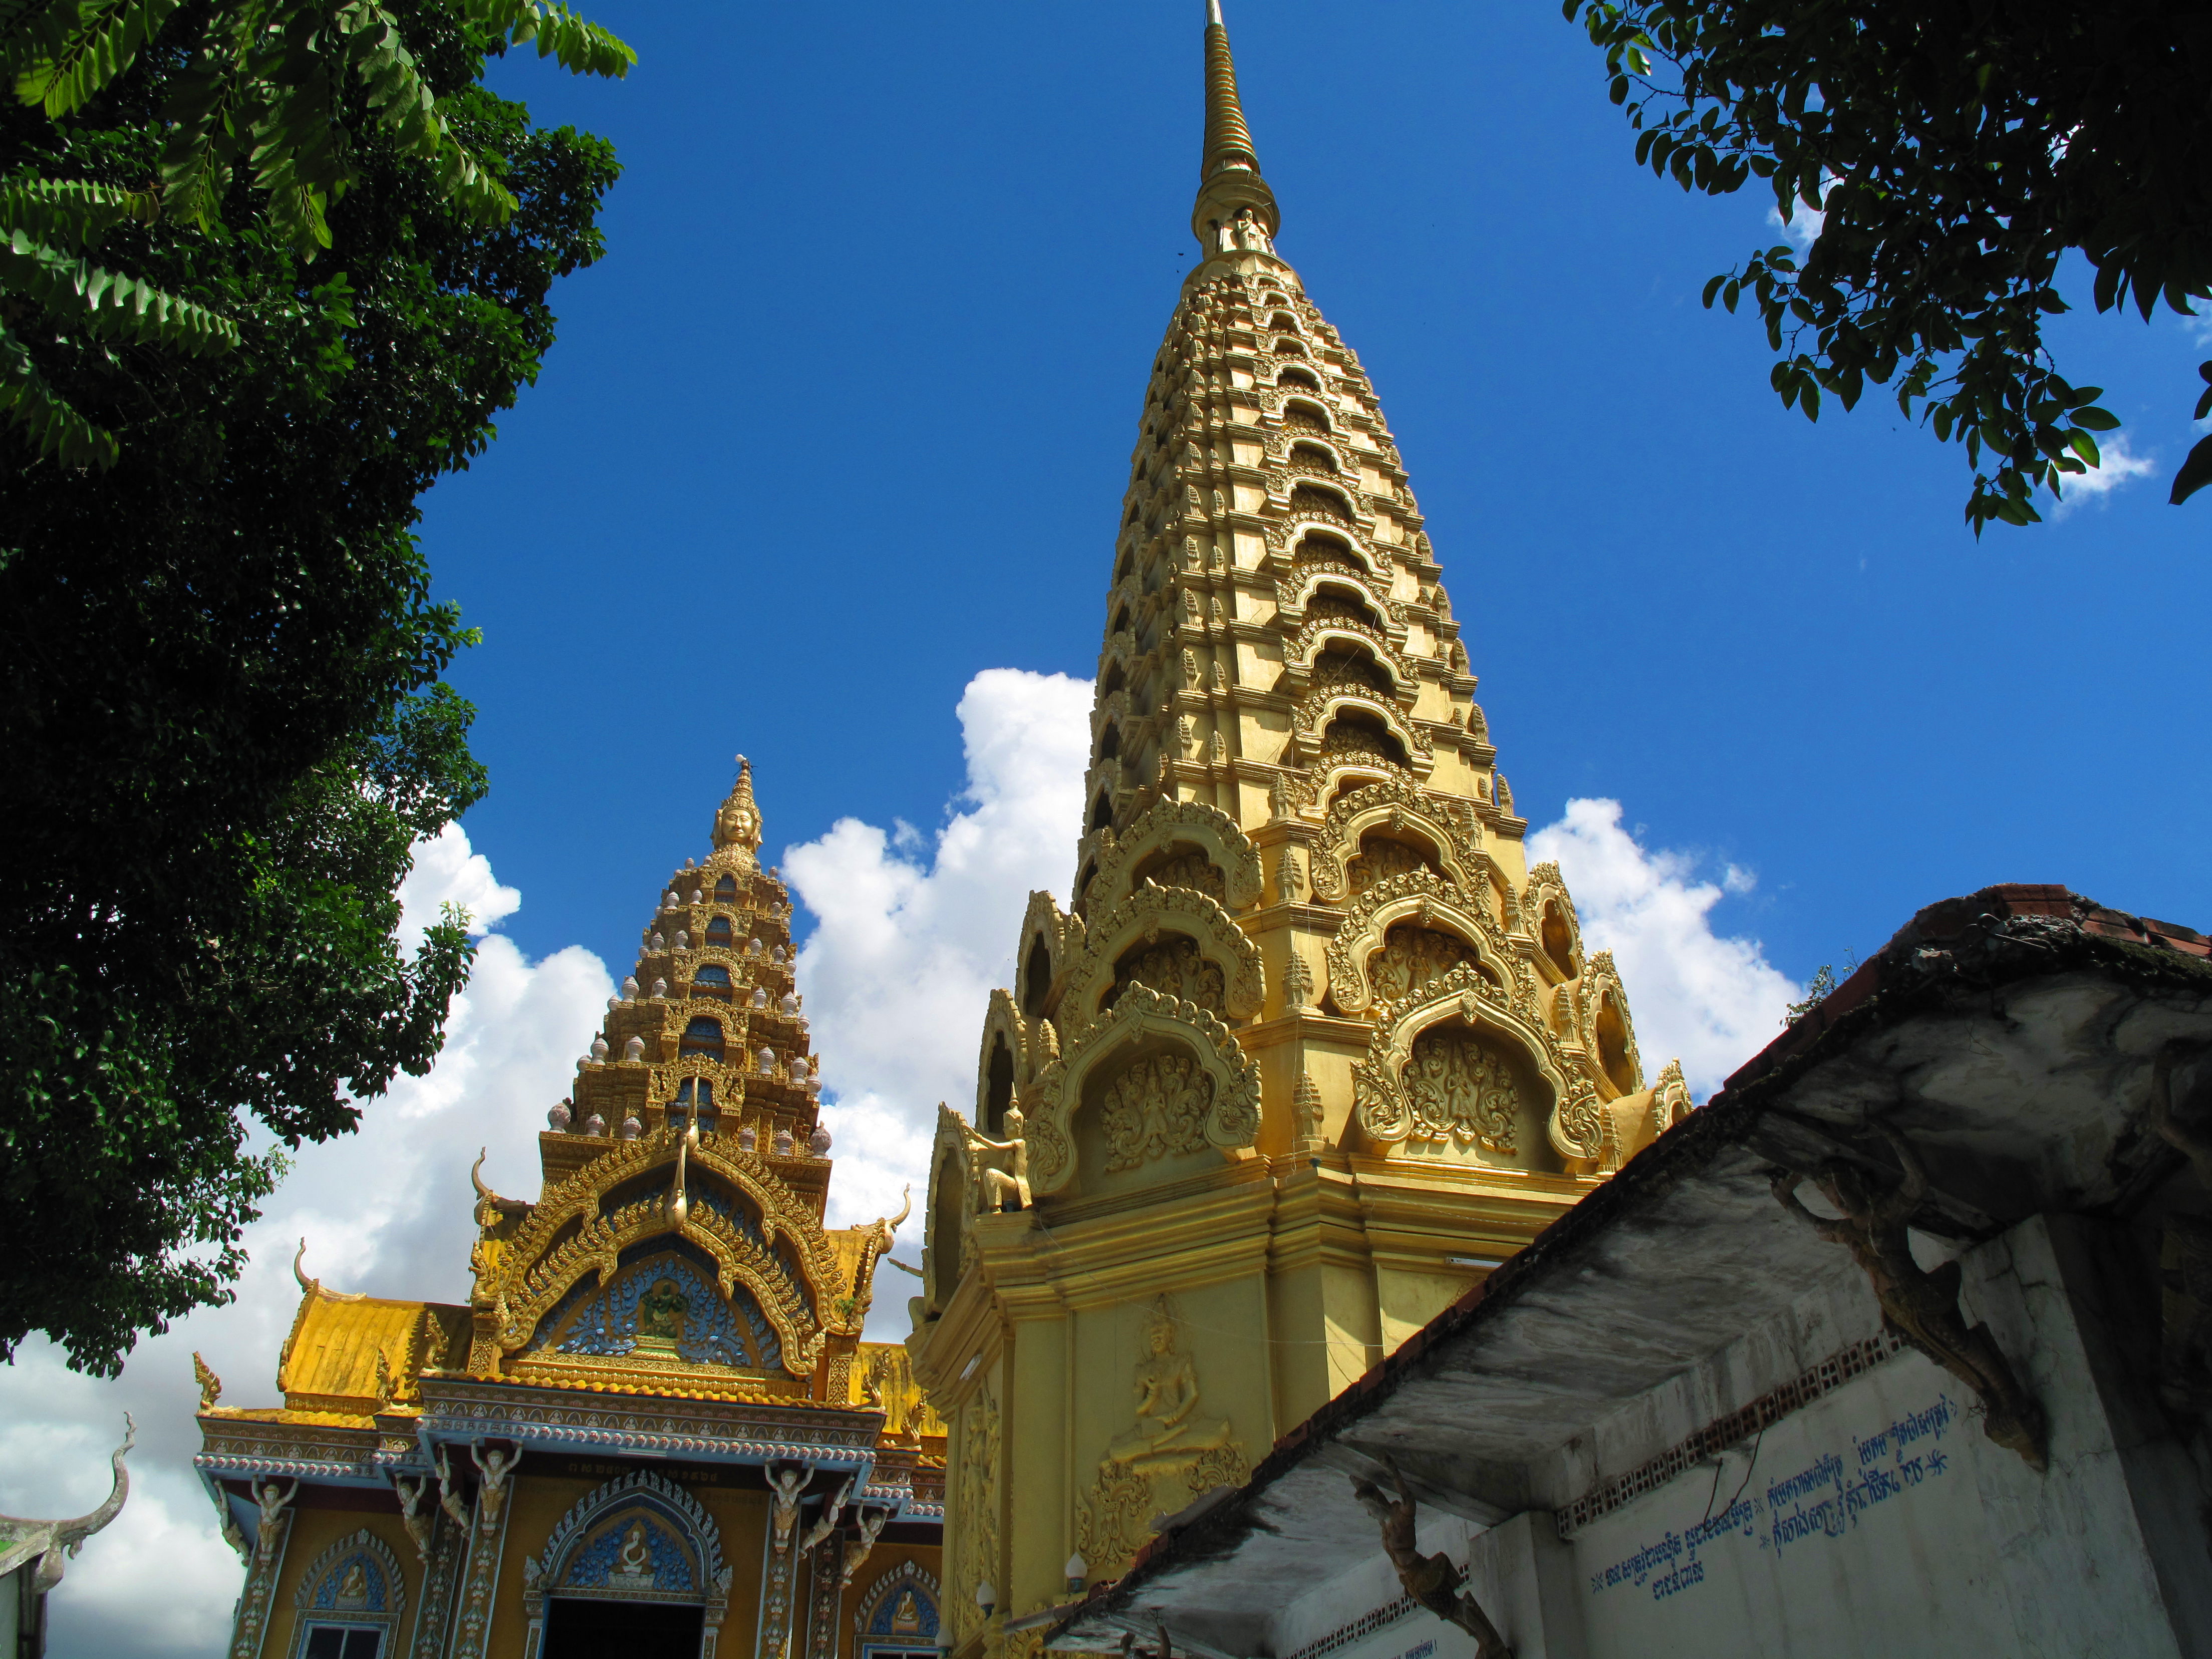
[1193,0,1279,256]
[712,753,763,864]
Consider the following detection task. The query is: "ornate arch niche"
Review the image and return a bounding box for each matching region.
[1575,951,1644,1100]
[520,1472,732,1659]
[1024,986,1260,1199]
[288,1529,406,1659]
[1324,872,1511,1017]
[1087,800,1264,914]
[491,1128,839,1374]
[520,1237,785,1374]
[1060,885,1262,1044]
[853,1562,941,1659]
[921,1106,974,1314]
[1354,975,1603,1168]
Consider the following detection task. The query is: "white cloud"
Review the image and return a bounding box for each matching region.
[783,669,1093,1325]
[1767,200,1823,252]
[1529,798,1801,1097]
[0,827,611,1659]
[2053,432,2157,514]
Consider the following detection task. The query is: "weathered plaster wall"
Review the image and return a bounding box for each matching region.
[1248,1214,2205,1659]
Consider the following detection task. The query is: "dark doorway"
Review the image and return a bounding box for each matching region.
[542,1597,705,1659]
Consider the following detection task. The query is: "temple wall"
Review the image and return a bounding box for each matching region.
[1253,1214,2212,1659]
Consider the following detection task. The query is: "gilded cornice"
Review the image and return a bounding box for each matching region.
[412,1377,879,1466]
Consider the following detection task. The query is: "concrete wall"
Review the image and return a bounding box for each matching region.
[1251,1214,2208,1659]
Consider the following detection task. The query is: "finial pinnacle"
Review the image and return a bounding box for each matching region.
[712,750,764,866]
[1193,0,1279,255]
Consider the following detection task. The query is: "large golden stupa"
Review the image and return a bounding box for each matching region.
[909,8,1688,1651]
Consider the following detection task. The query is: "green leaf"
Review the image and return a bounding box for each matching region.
[2068,429,2100,468]
[0,316,120,468]
[15,0,183,117]
[2172,435,2212,506]
[2072,406,2121,432]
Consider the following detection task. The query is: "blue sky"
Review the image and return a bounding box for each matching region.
[8,6,2210,1653]
[435,0,2210,987]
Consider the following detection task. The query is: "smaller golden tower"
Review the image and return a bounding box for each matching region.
[195,759,948,1659]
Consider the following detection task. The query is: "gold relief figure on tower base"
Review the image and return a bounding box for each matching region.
[1076,1297,1247,1573]
[1100,1053,1216,1172]
[1401,1027,1519,1154]
[1104,936,1226,1018]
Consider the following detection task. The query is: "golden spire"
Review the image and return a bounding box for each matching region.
[712,753,764,865]
[1193,0,1279,253]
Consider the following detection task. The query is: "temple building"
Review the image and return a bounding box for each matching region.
[909,7,1689,1650]
[194,762,945,1659]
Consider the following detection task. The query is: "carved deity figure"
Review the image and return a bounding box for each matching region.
[1107,937,1226,1016]
[252,1479,298,1564]
[637,1278,689,1344]
[1101,1300,1231,1477]
[472,1440,519,1524]
[1369,923,1476,1004]
[613,1520,653,1582]
[839,1506,889,1587]
[1401,1027,1518,1154]
[714,756,763,858]
[967,1106,1032,1211]
[1214,206,1271,255]
[1347,838,1432,897]
[1351,1463,1513,1659]
[336,1561,369,1608]
[1100,1053,1215,1172]
[1774,1122,2047,1468]
[797,1478,854,1557]
[891,1590,923,1634]
[394,1476,435,1561]
[768,1464,807,1556]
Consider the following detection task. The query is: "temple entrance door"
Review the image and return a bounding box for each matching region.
[541,1597,707,1659]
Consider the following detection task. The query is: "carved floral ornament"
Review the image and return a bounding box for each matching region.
[1057,882,1263,1043]
[1083,798,1264,913]
[472,1125,845,1378]
[1023,984,1262,1196]
[1353,971,1607,1162]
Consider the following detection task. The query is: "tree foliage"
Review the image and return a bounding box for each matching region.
[1566,0,2212,529]
[1,0,630,466]
[0,0,622,1372]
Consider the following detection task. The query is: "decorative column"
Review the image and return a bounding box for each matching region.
[447,1444,520,1659]
[803,1531,846,1659]
[229,1478,298,1659]
[408,1503,469,1659]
